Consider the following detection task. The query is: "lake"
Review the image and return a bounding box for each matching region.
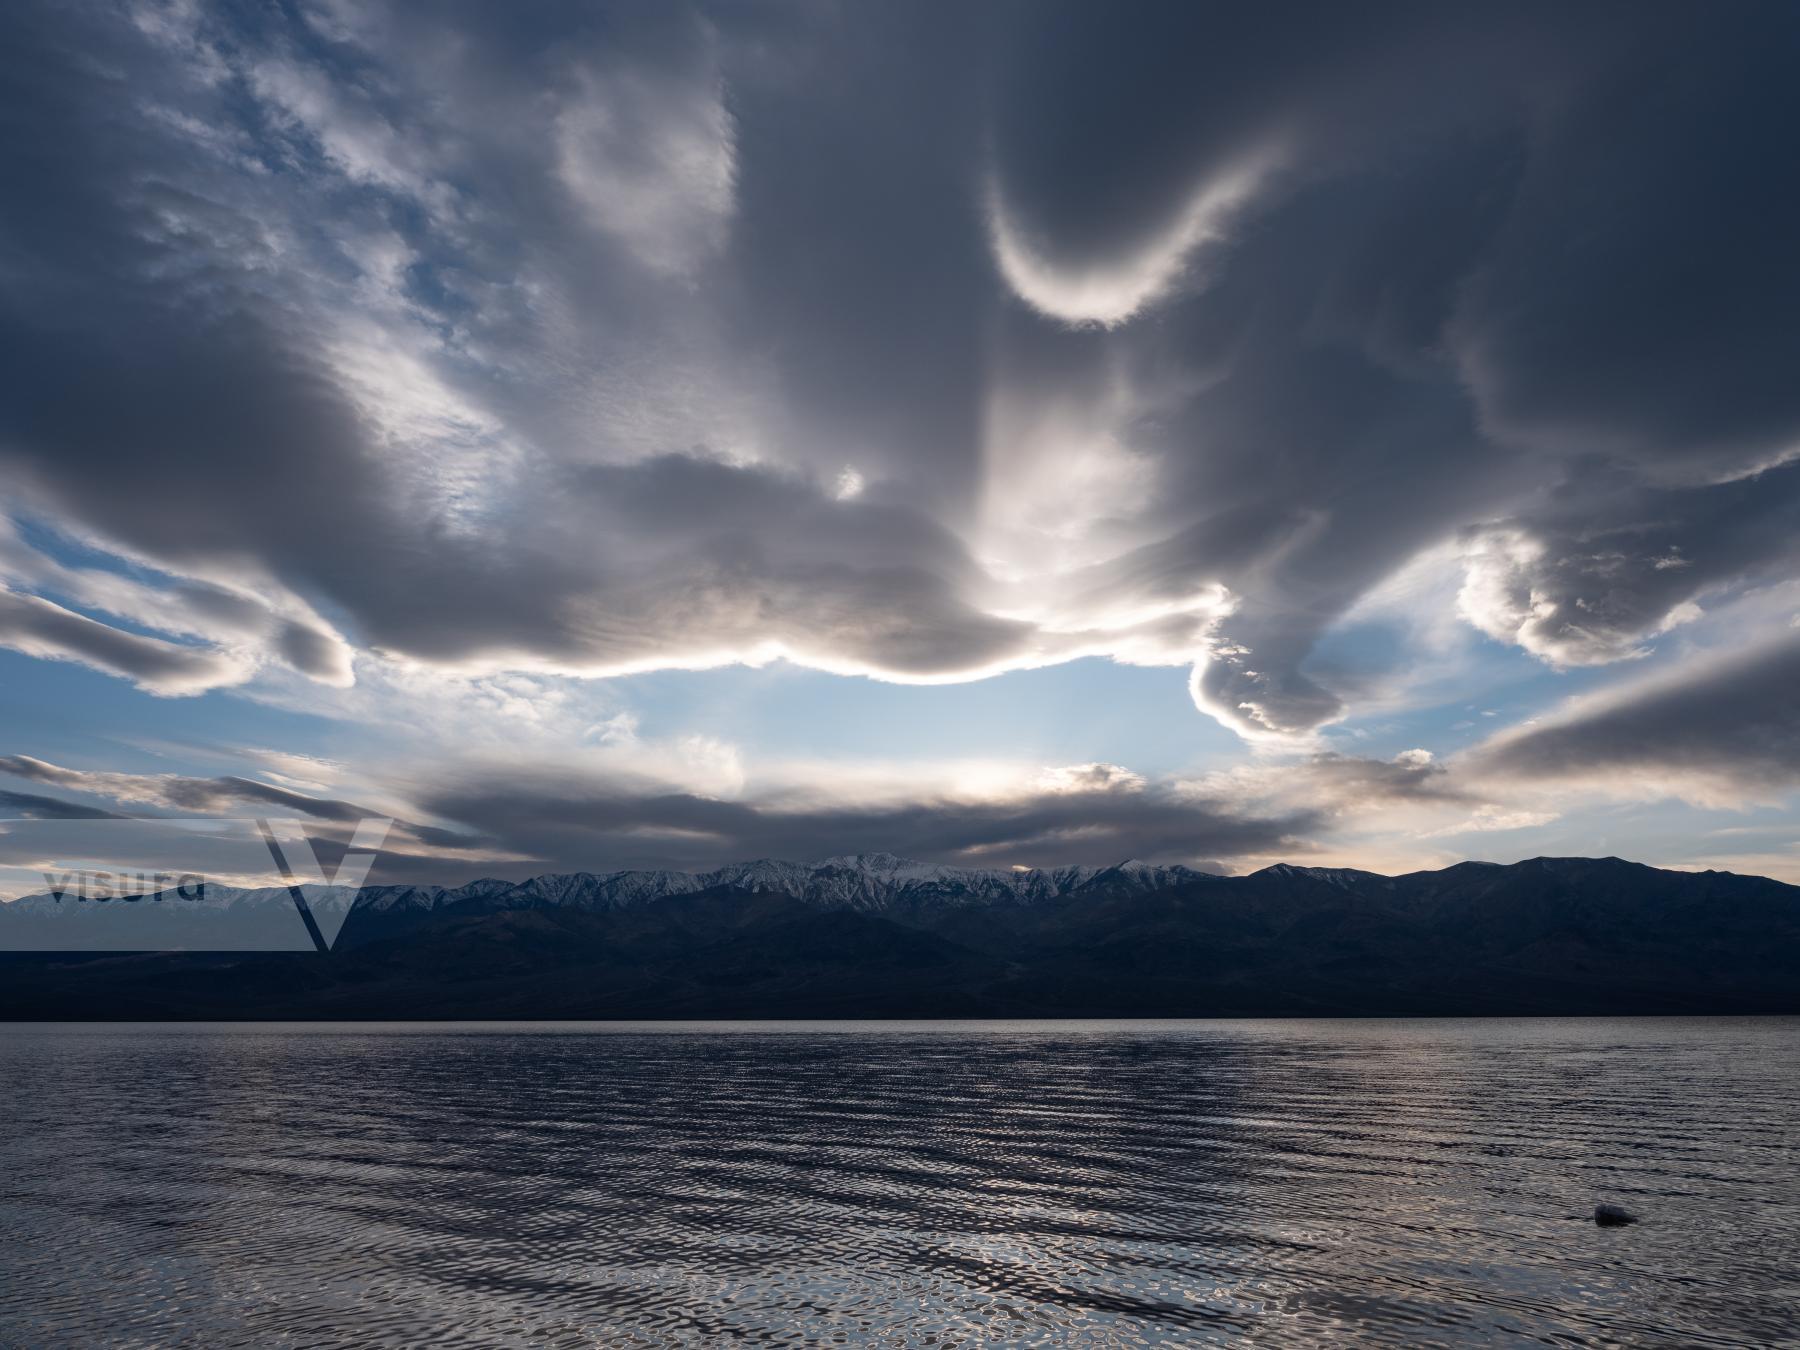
[0,1019,1794,1346]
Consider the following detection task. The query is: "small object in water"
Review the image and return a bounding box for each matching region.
[1594,1204,1637,1227]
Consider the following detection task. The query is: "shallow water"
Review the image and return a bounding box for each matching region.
[0,1019,1794,1347]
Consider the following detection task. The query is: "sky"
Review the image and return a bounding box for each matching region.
[1,0,1798,892]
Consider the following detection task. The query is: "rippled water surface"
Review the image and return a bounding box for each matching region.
[0,1020,1795,1347]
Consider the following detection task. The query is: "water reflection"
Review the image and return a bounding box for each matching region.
[0,1019,1794,1346]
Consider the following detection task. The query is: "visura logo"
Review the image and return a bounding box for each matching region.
[256,817,394,952]
[8,816,395,953]
[41,871,206,902]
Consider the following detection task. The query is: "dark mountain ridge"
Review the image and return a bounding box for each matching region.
[2,855,1796,1018]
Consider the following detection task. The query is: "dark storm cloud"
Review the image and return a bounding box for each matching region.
[0,0,1795,751]
[0,0,1028,683]
[0,750,1313,881]
[4,747,1485,882]
[1448,5,1800,478]
[406,770,1320,875]
[1474,636,1800,797]
[1460,460,1800,666]
[977,0,1800,734]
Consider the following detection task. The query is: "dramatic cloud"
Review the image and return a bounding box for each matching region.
[0,517,354,692]
[1447,5,1800,481]
[0,750,1310,881]
[1457,461,1800,668]
[1475,635,1800,805]
[0,1,1796,874]
[0,590,254,695]
[404,765,1318,876]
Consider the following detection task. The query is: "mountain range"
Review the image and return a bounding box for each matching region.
[2,853,1797,1018]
